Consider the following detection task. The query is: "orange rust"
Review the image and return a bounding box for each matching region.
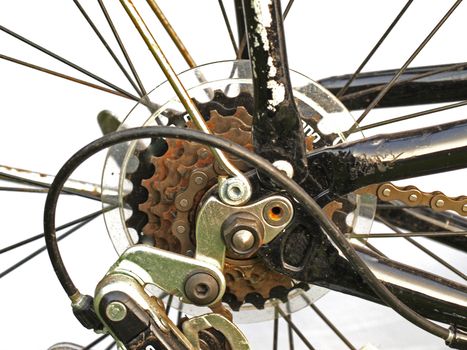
[138,107,294,305]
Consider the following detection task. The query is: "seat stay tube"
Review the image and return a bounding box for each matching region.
[241,0,308,182]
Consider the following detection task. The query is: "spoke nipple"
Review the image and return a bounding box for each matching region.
[409,194,418,202]
[382,188,391,197]
[435,199,445,208]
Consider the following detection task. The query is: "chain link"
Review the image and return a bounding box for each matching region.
[358,183,467,216]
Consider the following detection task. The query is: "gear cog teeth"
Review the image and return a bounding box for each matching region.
[234,106,253,125]
[126,91,303,310]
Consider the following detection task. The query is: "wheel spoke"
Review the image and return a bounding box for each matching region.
[176,306,183,326]
[377,204,426,209]
[0,25,140,101]
[336,0,414,98]
[0,207,112,255]
[146,0,196,69]
[354,239,388,258]
[0,186,49,193]
[273,308,279,350]
[287,314,295,350]
[277,307,316,350]
[104,341,116,350]
[348,231,467,239]
[282,0,295,18]
[349,0,463,131]
[377,216,467,281]
[309,304,357,350]
[347,101,467,135]
[97,0,147,97]
[72,0,143,97]
[0,214,100,279]
[218,0,239,54]
[165,294,174,314]
[0,54,129,99]
[0,165,106,202]
[82,334,110,350]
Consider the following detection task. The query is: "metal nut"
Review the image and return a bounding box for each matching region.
[218,177,251,206]
[184,272,220,306]
[221,212,264,259]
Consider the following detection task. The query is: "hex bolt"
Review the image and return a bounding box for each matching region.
[179,198,189,208]
[221,212,264,259]
[231,229,256,252]
[105,301,127,322]
[184,272,220,306]
[435,199,445,208]
[409,194,418,202]
[382,188,391,197]
[219,177,250,205]
[176,225,186,234]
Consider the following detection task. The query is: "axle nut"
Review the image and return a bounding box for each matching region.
[222,212,264,259]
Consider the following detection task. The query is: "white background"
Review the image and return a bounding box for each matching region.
[0,1,466,349]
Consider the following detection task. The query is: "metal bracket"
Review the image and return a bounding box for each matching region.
[94,273,193,350]
[106,245,226,307]
[195,194,294,269]
[182,313,250,350]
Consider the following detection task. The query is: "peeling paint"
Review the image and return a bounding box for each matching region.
[252,0,272,51]
[267,56,277,78]
[267,80,285,111]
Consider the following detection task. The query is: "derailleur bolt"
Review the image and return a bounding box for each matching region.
[218,177,251,206]
[105,301,127,322]
[184,272,220,306]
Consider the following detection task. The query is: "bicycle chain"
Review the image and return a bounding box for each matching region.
[357,183,467,216]
[125,91,310,311]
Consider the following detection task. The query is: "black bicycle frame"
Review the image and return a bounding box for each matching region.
[239,0,467,331]
[320,63,467,110]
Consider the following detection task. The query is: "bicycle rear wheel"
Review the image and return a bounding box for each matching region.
[1,1,466,349]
